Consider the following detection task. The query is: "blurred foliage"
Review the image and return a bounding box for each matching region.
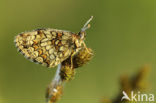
[102,66,150,103]
[0,0,156,103]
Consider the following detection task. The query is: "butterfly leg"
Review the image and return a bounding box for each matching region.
[82,42,92,54]
[70,53,74,69]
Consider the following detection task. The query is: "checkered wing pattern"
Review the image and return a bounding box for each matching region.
[15,29,74,68]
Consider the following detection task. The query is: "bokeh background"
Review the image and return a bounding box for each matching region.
[0,0,156,103]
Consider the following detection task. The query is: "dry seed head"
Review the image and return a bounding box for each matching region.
[60,62,75,81]
[131,65,150,90]
[73,48,94,68]
[59,48,94,81]
[46,84,63,103]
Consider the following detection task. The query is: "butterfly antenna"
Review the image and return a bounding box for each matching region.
[81,16,93,32]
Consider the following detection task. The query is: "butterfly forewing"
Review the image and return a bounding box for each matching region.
[15,29,74,68]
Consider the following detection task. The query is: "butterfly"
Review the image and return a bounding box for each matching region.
[14,16,93,68]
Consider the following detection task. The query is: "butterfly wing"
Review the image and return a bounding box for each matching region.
[15,29,74,68]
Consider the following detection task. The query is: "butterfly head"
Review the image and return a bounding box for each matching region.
[73,16,93,53]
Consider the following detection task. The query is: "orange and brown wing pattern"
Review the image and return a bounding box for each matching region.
[14,29,74,68]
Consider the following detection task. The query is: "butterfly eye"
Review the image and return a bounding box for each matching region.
[78,31,86,40]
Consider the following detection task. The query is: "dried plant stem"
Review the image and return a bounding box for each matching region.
[53,64,62,85]
[46,64,64,103]
[46,48,94,103]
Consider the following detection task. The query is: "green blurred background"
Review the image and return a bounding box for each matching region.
[0,0,156,103]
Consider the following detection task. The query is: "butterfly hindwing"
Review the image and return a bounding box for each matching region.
[15,29,74,68]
